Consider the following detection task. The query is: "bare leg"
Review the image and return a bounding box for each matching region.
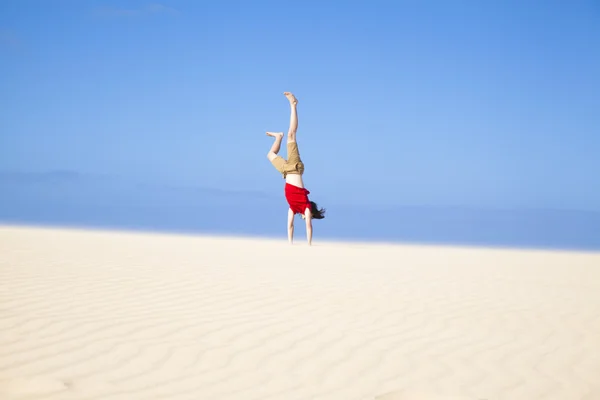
[284,92,298,142]
[266,132,284,159]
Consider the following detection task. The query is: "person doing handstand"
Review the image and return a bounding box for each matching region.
[266,92,325,245]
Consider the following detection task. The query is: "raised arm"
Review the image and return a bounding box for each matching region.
[304,208,313,246]
[287,208,295,244]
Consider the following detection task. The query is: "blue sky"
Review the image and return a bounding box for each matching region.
[1,0,599,210]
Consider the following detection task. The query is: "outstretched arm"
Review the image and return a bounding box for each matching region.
[287,208,294,244]
[305,208,313,246]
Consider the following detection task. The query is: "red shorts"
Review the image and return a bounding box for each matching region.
[285,183,311,215]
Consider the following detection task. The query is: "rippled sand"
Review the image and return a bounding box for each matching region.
[1,225,599,400]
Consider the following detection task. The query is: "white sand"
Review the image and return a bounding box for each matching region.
[1,225,599,400]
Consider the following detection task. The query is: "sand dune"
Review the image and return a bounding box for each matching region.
[1,225,599,400]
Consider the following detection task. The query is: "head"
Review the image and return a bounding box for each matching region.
[307,200,326,220]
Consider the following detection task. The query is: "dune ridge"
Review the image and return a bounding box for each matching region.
[1,225,599,400]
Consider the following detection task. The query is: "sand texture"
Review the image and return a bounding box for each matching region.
[1,225,599,400]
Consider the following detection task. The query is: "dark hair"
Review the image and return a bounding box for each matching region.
[309,201,326,219]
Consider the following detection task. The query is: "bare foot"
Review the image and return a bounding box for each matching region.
[284,92,298,105]
[266,131,284,138]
